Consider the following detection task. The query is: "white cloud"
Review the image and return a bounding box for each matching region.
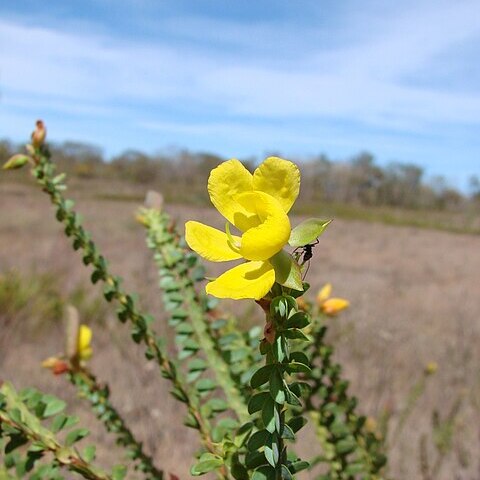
[1,0,479,131]
[0,0,479,184]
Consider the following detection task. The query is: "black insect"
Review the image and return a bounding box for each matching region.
[293,238,320,279]
[301,240,317,263]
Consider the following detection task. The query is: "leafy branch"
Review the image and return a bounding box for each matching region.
[0,382,116,480]
[27,146,222,468]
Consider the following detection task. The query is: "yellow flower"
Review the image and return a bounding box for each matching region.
[424,361,438,375]
[185,157,300,300]
[77,324,93,360]
[316,283,350,316]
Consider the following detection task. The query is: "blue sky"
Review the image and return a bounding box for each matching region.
[1,0,479,190]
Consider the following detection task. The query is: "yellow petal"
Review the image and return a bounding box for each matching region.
[78,325,92,354]
[253,157,300,213]
[321,298,350,316]
[206,261,275,300]
[208,159,255,231]
[185,221,242,262]
[316,283,332,305]
[236,191,290,261]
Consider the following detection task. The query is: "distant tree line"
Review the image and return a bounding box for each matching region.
[1,139,479,211]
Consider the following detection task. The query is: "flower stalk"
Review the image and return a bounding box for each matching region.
[28,145,221,465]
[246,290,311,479]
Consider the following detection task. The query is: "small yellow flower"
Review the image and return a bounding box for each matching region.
[77,324,93,360]
[424,361,438,375]
[185,157,300,300]
[316,283,350,316]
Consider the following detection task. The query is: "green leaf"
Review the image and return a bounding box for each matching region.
[262,398,280,434]
[250,365,274,389]
[230,452,249,480]
[281,424,295,441]
[264,434,280,467]
[269,368,286,405]
[270,250,303,290]
[289,351,310,366]
[65,428,89,446]
[41,396,66,418]
[284,329,310,341]
[195,378,217,393]
[188,358,207,372]
[289,381,311,398]
[248,392,270,414]
[285,387,302,407]
[252,465,276,480]
[247,429,269,452]
[245,451,266,470]
[281,464,294,479]
[289,218,332,247]
[285,362,312,374]
[82,445,96,462]
[335,437,357,455]
[344,463,366,475]
[287,416,307,434]
[112,465,127,480]
[288,460,310,474]
[204,398,229,413]
[286,312,310,329]
[191,456,223,475]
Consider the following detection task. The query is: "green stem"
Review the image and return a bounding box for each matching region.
[246,292,311,479]
[29,148,221,464]
[142,208,249,424]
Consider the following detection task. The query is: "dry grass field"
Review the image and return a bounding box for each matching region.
[1,177,480,479]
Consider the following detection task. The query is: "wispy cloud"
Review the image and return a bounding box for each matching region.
[0,0,479,186]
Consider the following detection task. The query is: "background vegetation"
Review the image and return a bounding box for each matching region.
[1,139,479,234]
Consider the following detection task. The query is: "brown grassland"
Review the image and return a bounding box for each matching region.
[1,176,480,479]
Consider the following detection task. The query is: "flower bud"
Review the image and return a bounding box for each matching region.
[31,120,46,148]
[321,298,350,316]
[41,357,69,375]
[2,154,31,170]
[78,324,93,360]
[316,283,332,305]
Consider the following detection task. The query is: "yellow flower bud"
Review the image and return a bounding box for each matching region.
[316,283,332,305]
[78,325,93,360]
[41,357,69,375]
[321,298,350,316]
[41,356,60,369]
[31,120,47,148]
